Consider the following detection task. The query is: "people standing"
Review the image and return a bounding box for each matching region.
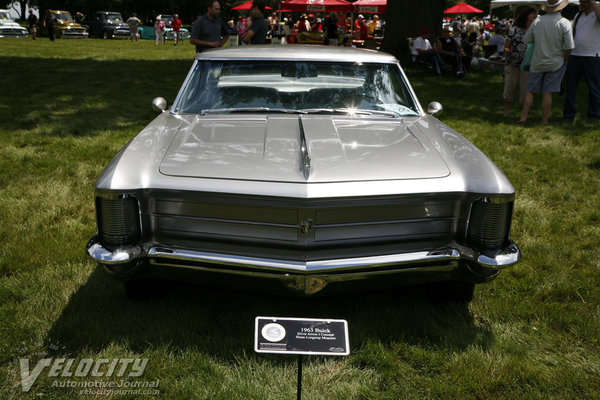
[325,14,339,46]
[503,7,537,117]
[126,13,141,42]
[519,0,574,125]
[27,9,37,40]
[296,14,310,32]
[190,1,229,53]
[172,14,182,46]
[43,9,57,41]
[563,0,600,122]
[367,15,381,37]
[412,28,445,76]
[242,0,268,45]
[355,15,368,40]
[154,16,165,45]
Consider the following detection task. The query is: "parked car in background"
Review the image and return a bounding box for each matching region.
[87,11,129,39]
[138,14,189,41]
[86,46,520,301]
[0,9,29,37]
[49,10,88,38]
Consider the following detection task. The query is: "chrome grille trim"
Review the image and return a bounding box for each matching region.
[97,196,141,247]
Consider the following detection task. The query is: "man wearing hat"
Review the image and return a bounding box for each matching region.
[519,0,574,124]
[563,0,600,122]
[411,28,445,76]
[355,14,368,40]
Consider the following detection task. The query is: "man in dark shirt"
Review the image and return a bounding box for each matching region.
[27,9,37,40]
[43,10,57,41]
[190,1,229,53]
[242,0,268,45]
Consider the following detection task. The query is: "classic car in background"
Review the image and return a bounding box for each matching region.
[138,14,189,41]
[86,11,129,39]
[86,46,520,301]
[50,10,88,38]
[0,9,28,37]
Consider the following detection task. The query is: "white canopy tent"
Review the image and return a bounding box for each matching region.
[490,0,580,11]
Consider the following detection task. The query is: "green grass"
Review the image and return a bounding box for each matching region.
[1,38,599,399]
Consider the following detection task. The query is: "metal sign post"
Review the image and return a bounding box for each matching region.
[254,317,350,399]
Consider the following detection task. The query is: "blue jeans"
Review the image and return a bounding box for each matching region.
[417,51,445,76]
[563,55,600,120]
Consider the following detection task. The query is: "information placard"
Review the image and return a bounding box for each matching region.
[254,317,349,356]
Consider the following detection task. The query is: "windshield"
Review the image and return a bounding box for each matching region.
[53,12,73,22]
[106,14,123,22]
[161,15,173,27]
[173,60,420,117]
[0,12,10,19]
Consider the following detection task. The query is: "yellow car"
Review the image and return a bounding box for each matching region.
[47,10,88,38]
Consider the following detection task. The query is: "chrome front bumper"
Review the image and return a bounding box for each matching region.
[86,236,520,294]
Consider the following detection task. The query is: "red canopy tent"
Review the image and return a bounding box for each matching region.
[443,2,484,14]
[279,0,353,12]
[353,0,386,14]
[232,1,273,10]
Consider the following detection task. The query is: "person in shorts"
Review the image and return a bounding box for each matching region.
[172,14,182,46]
[127,13,141,41]
[519,0,574,124]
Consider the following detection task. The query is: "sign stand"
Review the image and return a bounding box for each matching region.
[254,316,350,399]
[297,354,303,400]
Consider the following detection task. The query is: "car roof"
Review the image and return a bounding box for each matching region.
[196,45,399,64]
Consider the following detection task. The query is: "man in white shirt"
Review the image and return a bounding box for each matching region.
[519,0,574,124]
[412,28,445,76]
[563,0,600,122]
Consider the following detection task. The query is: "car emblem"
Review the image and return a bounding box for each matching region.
[299,219,313,235]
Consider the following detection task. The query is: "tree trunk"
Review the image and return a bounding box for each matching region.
[380,0,446,65]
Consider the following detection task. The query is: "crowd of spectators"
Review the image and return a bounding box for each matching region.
[223,10,384,46]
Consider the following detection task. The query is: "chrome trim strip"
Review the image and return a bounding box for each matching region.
[86,237,520,273]
[146,247,461,273]
[298,115,311,179]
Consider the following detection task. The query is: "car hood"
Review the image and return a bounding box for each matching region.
[159,115,449,183]
[0,19,24,28]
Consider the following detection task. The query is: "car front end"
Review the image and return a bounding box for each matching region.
[0,10,29,38]
[86,46,520,298]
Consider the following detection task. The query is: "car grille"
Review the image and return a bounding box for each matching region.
[0,28,28,37]
[153,196,460,249]
[62,29,88,37]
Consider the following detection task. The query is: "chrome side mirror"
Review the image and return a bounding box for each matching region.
[152,97,167,113]
[427,101,443,117]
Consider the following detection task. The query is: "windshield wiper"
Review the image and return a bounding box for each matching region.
[300,108,399,118]
[201,107,306,115]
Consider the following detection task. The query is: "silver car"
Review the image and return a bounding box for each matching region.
[86,46,520,301]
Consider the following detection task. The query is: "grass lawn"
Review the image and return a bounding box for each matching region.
[1,38,599,399]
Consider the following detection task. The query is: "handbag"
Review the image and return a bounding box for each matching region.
[520,43,535,71]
